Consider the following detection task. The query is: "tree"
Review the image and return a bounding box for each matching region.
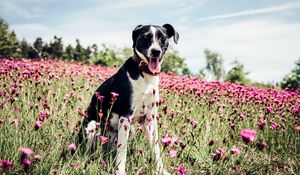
[225,60,250,85]
[204,49,225,81]
[280,58,300,90]
[48,36,64,58]
[95,44,122,66]
[161,49,190,75]
[0,18,19,57]
[19,38,30,58]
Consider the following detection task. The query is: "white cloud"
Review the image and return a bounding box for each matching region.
[178,19,300,83]
[198,2,300,21]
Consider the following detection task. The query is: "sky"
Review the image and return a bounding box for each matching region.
[1,0,300,83]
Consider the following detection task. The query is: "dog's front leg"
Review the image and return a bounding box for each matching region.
[145,109,170,175]
[116,116,131,175]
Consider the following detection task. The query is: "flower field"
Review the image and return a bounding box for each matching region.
[0,58,299,174]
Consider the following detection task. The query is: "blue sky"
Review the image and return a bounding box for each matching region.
[1,0,300,83]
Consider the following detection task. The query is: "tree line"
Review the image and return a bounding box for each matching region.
[0,17,299,89]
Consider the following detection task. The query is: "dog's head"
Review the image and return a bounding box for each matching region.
[132,24,179,74]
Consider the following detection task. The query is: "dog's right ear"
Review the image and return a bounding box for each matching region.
[132,24,143,48]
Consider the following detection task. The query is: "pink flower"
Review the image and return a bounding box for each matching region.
[1,159,13,169]
[231,146,240,154]
[35,121,42,130]
[230,122,235,129]
[111,92,119,102]
[19,147,35,155]
[21,158,31,169]
[240,129,256,143]
[295,125,300,131]
[100,135,109,145]
[258,120,266,129]
[212,148,226,160]
[161,136,178,147]
[267,106,273,113]
[34,154,42,160]
[257,141,268,150]
[269,122,277,129]
[169,150,178,158]
[68,144,77,151]
[177,165,187,175]
[10,118,19,127]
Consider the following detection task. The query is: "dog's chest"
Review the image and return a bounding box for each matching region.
[128,72,159,117]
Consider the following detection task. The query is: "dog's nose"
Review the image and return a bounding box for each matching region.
[150,49,161,57]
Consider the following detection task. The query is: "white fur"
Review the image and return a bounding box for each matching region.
[85,120,97,141]
[109,113,119,130]
[149,26,162,57]
[116,116,131,175]
[128,72,159,115]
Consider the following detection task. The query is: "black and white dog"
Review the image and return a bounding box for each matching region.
[82,24,179,175]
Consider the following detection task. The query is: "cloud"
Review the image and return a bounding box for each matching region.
[198,2,300,21]
[178,19,300,82]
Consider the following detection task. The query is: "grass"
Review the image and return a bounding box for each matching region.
[0,58,299,175]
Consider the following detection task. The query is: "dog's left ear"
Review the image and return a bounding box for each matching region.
[132,24,143,48]
[163,24,179,44]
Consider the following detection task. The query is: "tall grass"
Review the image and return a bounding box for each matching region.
[0,58,299,174]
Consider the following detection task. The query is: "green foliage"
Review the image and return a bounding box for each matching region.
[280,58,300,90]
[226,60,250,85]
[91,44,123,67]
[161,49,190,75]
[204,49,225,81]
[0,18,19,57]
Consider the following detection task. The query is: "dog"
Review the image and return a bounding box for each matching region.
[81,24,179,175]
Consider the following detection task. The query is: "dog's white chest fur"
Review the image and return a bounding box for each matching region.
[127,72,159,117]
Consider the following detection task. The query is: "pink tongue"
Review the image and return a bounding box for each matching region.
[148,58,160,74]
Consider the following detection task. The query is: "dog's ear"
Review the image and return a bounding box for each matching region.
[132,24,143,48]
[163,24,179,44]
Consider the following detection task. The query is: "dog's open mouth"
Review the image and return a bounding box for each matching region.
[148,58,160,74]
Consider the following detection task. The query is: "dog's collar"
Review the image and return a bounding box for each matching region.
[132,54,160,76]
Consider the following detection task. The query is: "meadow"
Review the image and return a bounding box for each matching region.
[0,58,299,175]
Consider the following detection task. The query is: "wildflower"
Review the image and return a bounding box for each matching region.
[111,92,119,102]
[35,121,42,130]
[294,125,300,131]
[258,120,266,129]
[34,154,42,160]
[229,122,235,129]
[161,136,178,147]
[0,159,13,169]
[191,119,198,127]
[21,158,31,169]
[240,129,256,143]
[68,144,77,151]
[231,146,240,154]
[95,92,105,102]
[267,106,273,113]
[10,118,19,127]
[257,141,268,150]
[270,122,277,129]
[169,150,178,158]
[71,163,80,169]
[177,165,187,175]
[19,147,35,155]
[0,118,4,124]
[100,135,109,145]
[212,148,226,160]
